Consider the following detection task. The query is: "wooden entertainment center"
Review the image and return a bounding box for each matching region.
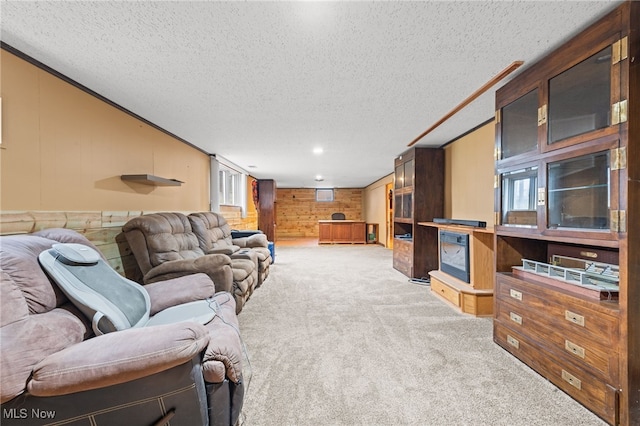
[422,222,494,316]
[492,3,638,424]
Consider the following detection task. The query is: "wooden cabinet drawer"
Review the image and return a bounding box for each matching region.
[494,322,618,425]
[496,274,619,346]
[495,299,618,383]
[431,278,460,307]
[393,239,413,276]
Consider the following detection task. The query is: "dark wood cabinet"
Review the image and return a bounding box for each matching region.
[392,147,444,279]
[493,3,638,424]
[257,179,277,242]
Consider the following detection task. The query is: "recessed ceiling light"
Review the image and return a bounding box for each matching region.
[313,147,323,155]
[315,175,324,181]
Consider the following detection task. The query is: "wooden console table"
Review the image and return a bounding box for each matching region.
[419,222,494,316]
[318,220,366,244]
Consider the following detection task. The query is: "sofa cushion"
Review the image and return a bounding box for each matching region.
[188,212,235,252]
[0,270,29,327]
[123,213,205,267]
[0,235,66,314]
[145,273,216,316]
[0,308,87,403]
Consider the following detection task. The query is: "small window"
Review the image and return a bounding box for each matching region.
[316,189,334,202]
[219,166,241,206]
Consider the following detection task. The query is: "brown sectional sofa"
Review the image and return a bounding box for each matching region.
[0,228,245,426]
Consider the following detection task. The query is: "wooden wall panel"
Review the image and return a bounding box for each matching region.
[276,188,363,238]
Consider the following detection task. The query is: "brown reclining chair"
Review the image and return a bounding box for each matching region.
[122,212,257,314]
[189,211,271,286]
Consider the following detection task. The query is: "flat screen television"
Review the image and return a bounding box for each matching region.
[439,230,470,283]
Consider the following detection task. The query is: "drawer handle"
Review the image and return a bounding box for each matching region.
[509,289,523,301]
[561,369,582,390]
[509,312,523,325]
[565,340,585,359]
[506,335,520,349]
[565,310,585,327]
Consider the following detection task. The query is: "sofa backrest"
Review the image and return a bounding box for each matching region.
[188,212,234,253]
[122,212,205,275]
[0,229,95,403]
[0,228,103,318]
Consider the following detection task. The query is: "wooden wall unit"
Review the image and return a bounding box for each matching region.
[257,179,277,242]
[493,3,638,424]
[392,147,444,279]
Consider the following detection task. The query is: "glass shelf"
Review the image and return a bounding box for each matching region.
[547,151,609,230]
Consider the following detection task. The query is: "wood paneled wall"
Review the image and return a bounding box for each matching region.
[276,188,363,238]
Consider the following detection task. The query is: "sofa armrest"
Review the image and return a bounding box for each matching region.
[145,273,216,316]
[233,233,268,248]
[27,322,209,397]
[201,292,244,384]
[143,255,234,293]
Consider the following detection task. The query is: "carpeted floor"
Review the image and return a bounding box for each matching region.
[238,244,607,426]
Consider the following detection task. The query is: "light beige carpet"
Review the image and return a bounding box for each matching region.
[238,244,607,426]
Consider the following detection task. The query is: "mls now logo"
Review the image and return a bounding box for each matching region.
[3,408,56,419]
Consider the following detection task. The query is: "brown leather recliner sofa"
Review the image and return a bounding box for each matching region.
[188,211,272,286]
[0,228,245,426]
[123,212,258,314]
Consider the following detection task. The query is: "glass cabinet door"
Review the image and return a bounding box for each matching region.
[402,193,412,219]
[500,89,539,159]
[501,167,538,227]
[548,46,612,144]
[394,164,404,189]
[403,159,414,187]
[547,151,610,230]
[394,194,403,218]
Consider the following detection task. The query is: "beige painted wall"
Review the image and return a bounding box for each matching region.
[443,122,495,226]
[1,48,496,231]
[0,50,210,212]
[363,173,393,247]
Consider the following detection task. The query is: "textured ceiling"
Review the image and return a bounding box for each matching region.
[0,1,622,188]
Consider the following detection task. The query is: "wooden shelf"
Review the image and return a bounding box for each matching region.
[424,223,495,316]
[419,221,494,234]
[121,174,183,186]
